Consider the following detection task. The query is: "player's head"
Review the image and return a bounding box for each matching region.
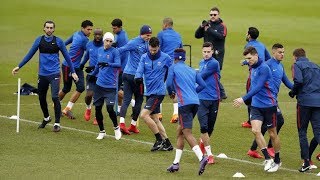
[162,17,173,30]
[81,20,93,37]
[272,43,284,61]
[246,27,259,41]
[148,37,160,56]
[292,48,306,61]
[93,28,103,42]
[202,42,214,60]
[103,32,114,49]
[140,25,152,42]
[43,20,55,36]
[173,48,186,62]
[243,46,259,66]
[111,18,123,34]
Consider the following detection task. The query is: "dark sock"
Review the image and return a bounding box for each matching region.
[261,148,270,159]
[267,139,273,148]
[155,133,162,141]
[165,138,171,145]
[251,140,258,151]
[274,152,280,164]
[304,159,310,167]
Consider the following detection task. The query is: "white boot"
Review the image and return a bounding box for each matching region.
[114,126,122,140]
[96,132,106,140]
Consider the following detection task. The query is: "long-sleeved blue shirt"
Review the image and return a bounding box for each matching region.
[245,40,271,61]
[166,61,206,107]
[18,35,75,76]
[80,40,103,76]
[198,57,220,100]
[118,36,148,75]
[157,28,183,59]
[114,29,129,71]
[92,47,121,89]
[63,31,89,68]
[242,59,277,108]
[265,58,293,98]
[291,57,320,107]
[135,51,172,96]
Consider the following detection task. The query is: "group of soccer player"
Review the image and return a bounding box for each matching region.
[11,6,320,175]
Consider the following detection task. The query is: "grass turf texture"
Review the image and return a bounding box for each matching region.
[1,0,320,179]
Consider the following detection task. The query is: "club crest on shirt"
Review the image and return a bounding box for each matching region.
[106,54,110,59]
[157,61,162,66]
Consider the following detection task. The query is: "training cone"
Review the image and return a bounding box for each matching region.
[217,153,228,159]
[317,172,320,176]
[232,172,245,178]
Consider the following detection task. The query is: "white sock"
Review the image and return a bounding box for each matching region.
[54,123,60,126]
[173,149,183,164]
[131,119,137,126]
[173,103,178,114]
[120,117,125,124]
[160,103,162,113]
[192,145,203,161]
[118,105,121,112]
[66,101,74,109]
[205,145,213,156]
[86,104,91,109]
[131,99,135,107]
[44,116,50,121]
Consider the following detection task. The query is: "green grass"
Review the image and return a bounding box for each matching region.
[1,0,320,179]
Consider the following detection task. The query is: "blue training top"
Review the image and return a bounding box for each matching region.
[63,31,89,68]
[118,36,148,75]
[242,59,277,108]
[157,28,183,59]
[198,57,221,100]
[245,40,271,62]
[114,29,129,71]
[18,35,75,76]
[166,61,206,107]
[135,51,172,96]
[92,47,121,89]
[80,40,103,76]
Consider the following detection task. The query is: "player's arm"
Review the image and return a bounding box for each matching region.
[196,72,207,93]
[264,48,271,61]
[64,34,73,46]
[58,38,75,73]
[108,49,121,68]
[281,64,293,89]
[290,63,303,95]
[134,55,145,80]
[200,60,219,80]
[166,66,175,98]
[117,40,135,54]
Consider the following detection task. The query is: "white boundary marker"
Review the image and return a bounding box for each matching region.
[16,78,21,133]
[0,114,317,176]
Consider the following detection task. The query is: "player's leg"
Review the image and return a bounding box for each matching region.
[38,75,51,129]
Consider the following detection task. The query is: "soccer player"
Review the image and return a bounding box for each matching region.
[247,43,293,159]
[12,20,79,132]
[195,7,227,100]
[80,28,103,125]
[197,42,221,164]
[117,25,152,135]
[59,20,93,119]
[288,48,320,172]
[111,18,130,114]
[233,47,281,172]
[157,17,183,123]
[135,37,173,151]
[166,48,208,175]
[241,27,271,128]
[91,32,121,140]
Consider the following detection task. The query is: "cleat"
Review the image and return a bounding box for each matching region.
[199,138,205,155]
[167,163,179,173]
[62,108,76,119]
[267,147,275,158]
[241,121,252,128]
[151,140,164,152]
[198,156,208,175]
[267,162,281,172]
[160,142,174,151]
[316,153,320,161]
[302,160,317,169]
[93,118,98,125]
[96,132,106,140]
[114,126,122,140]
[52,125,61,132]
[208,155,215,164]
[128,124,140,134]
[247,149,263,159]
[299,163,311,172]
[264,159,274,171]
[120,123,130,135]
[158,113,163,122]
[170,114,178,123]
[84,109,91,121]
[38,117,52,129]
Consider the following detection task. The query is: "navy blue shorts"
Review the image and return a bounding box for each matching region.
[178,104,198,129]
[93,85,116,106]
[144,95,164,115]
[86,74,97,91]
[197,100,219,133]
[38,73,60,98]
[61,65,85,93]
[250,106,277,129]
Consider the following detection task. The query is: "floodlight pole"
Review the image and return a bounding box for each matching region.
[16,78,21,133]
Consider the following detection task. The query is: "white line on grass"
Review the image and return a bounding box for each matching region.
[0,115,316,176]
